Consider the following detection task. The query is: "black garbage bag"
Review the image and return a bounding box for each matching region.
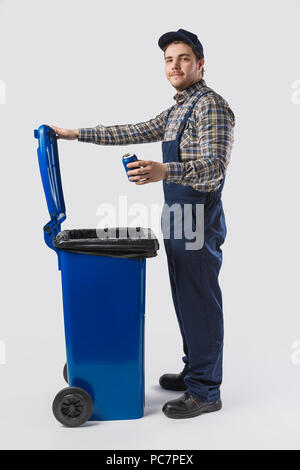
[53,227,159,260]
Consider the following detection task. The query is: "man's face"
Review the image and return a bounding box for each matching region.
[164,42,204,92]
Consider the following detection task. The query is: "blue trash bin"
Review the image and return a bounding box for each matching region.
[34,124,159,426]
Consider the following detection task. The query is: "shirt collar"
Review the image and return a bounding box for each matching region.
[173,79,207,105]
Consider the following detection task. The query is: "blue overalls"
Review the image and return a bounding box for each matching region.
[161,90,226,403]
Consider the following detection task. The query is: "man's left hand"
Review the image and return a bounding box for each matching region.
[127,160,168,185]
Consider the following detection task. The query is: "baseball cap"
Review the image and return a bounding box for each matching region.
[158,28,204,58]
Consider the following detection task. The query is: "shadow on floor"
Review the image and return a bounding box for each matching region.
[143,385,183,417]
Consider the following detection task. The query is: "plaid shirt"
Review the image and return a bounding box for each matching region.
[78,79,235,192]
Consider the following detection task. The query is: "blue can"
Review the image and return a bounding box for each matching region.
[122,153,138,180]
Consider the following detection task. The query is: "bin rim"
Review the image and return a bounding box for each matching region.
[53,227,159,259]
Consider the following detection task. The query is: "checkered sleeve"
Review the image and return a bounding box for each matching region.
[78,108,171,145]
[165,97,235,188]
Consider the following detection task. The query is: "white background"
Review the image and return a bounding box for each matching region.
[0,0,300,450]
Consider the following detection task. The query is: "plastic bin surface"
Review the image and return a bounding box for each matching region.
[34,124,155,421]
[60,249,146,420]
[34,124,65,222]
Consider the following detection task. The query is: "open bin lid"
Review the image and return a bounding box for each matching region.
[53,227,159,259]
[34,124,66,222]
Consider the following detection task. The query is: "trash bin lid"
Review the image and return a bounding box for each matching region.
[34,124,66,222]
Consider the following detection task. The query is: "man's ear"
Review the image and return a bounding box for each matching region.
[198,58,205,70]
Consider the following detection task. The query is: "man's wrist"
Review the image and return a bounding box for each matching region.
[163,163,169,180]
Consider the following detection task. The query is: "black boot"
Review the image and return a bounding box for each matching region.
[159,372,187,391]
[162,392,222,419]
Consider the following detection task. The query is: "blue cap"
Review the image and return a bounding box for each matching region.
[158,28,204,58]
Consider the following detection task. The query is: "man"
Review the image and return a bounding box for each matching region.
[50,28,235,419]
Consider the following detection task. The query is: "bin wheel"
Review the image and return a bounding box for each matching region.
[52,387,93,427]
[63,363,68,384]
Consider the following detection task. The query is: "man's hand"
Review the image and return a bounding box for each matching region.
[127,160,168,185]
[48,125,79,140]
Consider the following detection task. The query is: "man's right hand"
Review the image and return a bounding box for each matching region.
[49,125,79,140]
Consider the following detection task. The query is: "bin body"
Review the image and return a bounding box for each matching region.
[59,250,146,420]
[35,125,159,423]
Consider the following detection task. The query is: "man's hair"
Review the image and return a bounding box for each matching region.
[163,40,205,78]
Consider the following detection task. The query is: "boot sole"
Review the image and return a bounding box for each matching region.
[163,401,222,419]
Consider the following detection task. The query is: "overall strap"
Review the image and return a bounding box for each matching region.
[176,90,213,138]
